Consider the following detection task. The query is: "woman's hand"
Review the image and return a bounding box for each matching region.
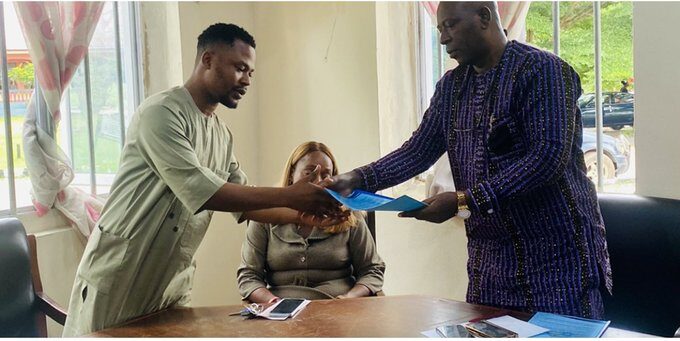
[248,287,280,304]
[337,284,371,299]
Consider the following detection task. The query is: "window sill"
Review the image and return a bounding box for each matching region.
[13,208,72,235]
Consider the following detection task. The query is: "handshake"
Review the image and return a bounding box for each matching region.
[286,165,465,226]
[284,166,362,228]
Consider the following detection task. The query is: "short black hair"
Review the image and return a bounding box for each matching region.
[197,23,256,53]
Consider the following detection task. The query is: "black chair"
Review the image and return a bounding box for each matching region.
[0,218,66,337]
[366,211,376,245]
[598,193,680,337]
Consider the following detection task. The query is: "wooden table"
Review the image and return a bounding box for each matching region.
[88,295,655,337]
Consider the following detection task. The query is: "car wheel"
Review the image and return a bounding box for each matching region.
[611,125,624,130]
[584,151,616,183]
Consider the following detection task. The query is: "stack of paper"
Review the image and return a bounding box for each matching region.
[484,315,549,337]
[528,312,611,337]
[421,313,610,338]
[422,316,547,338]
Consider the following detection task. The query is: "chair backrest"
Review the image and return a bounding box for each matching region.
[0,218,40,337]
[366,211,376,244]
[598,193,680,337]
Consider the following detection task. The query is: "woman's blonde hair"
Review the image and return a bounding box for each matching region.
[281,141,362,233]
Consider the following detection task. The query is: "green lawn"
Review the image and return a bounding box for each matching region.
[0,117,26,174]
[68,111,122,174]
[1,115,121,179]
[620,126,634,141]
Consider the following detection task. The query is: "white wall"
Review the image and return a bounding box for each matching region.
[633,2,680,199]
[139,2,183,96]
[253,2,381,185]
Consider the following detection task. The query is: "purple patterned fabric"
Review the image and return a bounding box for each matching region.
[357,41,612,318]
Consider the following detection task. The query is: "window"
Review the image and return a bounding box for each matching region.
[526,1,635,193]
[417,4,447,118]
[414,3,449,189]
[0,2,142,215]
[417,2,635,194]
[612,92,633,104]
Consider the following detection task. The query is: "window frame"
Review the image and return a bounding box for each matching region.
[415,1,629,193]
[0,1,143,216]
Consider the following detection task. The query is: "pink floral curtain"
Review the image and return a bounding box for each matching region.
[497,1,531,42]
[15,2,105,239]
[423,1,438,20]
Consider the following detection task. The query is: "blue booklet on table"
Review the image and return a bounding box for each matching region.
[325,189,427,212]
[529,312,611,338]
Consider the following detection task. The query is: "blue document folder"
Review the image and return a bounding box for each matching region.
[325,189,427,212]
[529,312,611,338]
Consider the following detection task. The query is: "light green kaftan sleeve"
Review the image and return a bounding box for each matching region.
[224,127,248,222]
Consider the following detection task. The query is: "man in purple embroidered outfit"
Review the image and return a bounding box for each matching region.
[330,2,612,318]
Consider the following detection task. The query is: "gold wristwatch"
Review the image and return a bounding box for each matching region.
[456,191,471,219]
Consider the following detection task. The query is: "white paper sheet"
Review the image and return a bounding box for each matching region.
[485,315,549,337]
[420,329,442,338]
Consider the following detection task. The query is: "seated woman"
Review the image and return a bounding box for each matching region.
[237,141,385,303]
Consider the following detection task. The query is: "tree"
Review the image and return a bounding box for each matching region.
[526,1,634,94]
[7,62,35,88]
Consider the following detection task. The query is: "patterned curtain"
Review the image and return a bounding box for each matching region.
[497,1,531,42]
[15,2,105,239]
[422,1,438,21]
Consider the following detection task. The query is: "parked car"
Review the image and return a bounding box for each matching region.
[580,130,630,183]
[579,92,634,130]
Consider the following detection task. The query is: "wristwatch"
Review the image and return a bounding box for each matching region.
[456,191,471,219]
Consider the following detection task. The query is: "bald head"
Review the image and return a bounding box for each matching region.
[439,2,501,26]
[436,1,507,71]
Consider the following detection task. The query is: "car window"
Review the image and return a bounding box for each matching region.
[604,93,613,105]
[579,94,595,107]
[578,94,613,107]
[613,92,634,104]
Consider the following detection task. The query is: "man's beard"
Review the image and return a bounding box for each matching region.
[221,97,238,109]
[455,57,470,66]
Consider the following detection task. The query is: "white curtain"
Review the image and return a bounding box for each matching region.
[15,2,105,239]
[498,1,531,42]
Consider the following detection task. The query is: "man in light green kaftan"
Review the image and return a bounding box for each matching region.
[62,23,341,336]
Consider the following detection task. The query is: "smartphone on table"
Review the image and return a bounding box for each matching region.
[462,320,518,338]
[268,298,306,318]
[436,324,471,337]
